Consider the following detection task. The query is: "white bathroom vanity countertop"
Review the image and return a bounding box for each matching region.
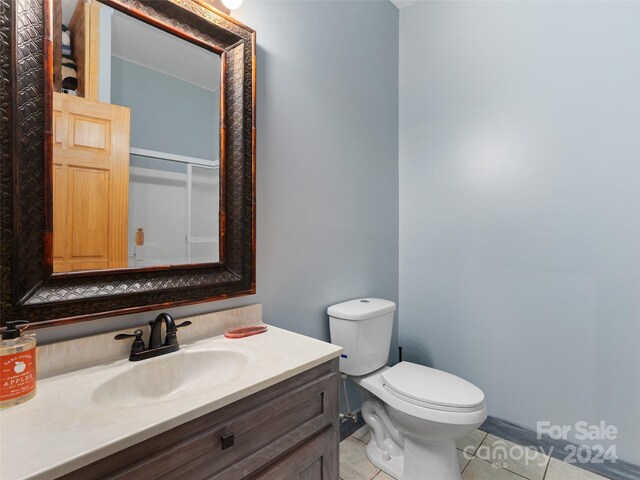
[0,326,342,480]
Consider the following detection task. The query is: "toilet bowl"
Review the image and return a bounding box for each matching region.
[353,364,487,479]
[328,298,487,480]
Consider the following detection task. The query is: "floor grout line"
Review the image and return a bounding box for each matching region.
[472,431,489,456]
[542,454,552,480]
[353,436,367,445]
[460,455,471,475]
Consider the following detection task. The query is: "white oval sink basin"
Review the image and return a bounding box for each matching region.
[92,349,248,408]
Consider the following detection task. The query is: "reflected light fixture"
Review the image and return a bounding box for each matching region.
[221,0,243,10]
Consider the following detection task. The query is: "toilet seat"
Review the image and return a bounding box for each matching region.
[353,366,488,426]
[381,362,485,413]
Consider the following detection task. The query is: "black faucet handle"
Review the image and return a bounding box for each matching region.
[164,320,191,347]
[114,329,144,340]
[115,329,145,355]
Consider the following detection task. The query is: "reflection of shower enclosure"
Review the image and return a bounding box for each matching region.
[128,148,219,266]
[187,164,219,263]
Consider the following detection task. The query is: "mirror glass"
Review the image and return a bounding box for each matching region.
[53,0,221,272]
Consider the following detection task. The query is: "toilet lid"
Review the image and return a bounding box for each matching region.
[381,362,485,410]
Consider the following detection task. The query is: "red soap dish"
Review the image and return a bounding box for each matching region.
[224,324,268,339]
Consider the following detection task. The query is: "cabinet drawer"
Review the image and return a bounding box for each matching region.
[61,360,339,480]
[159,372,337,479]
[249,427,338,480]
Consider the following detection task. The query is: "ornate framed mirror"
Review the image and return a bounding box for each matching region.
[0,0,256,328]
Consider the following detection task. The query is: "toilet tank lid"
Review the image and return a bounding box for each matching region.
[327,298,396,321]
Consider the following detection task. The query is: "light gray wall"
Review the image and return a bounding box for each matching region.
[110,56,219,160]
[399,0,640,464]
[39,0,400,374]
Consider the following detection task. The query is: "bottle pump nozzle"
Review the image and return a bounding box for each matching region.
[1,320,29,340]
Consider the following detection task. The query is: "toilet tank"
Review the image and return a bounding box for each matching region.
[328,298,396,376]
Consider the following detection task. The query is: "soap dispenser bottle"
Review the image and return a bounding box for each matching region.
[0,320,36,408]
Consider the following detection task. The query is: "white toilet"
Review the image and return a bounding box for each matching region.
[328,298,487,480]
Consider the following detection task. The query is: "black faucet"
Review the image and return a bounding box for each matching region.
[149,312,178,349]
[115,313,192,361]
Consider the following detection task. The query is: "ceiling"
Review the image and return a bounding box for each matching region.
[390,0,417,9]
[60,0,77,24]
[110,9,220,92]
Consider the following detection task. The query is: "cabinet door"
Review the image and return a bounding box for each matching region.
[250,427,338,480]
[53,92,130,272]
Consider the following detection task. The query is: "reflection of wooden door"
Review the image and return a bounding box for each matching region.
[53,92,130,272]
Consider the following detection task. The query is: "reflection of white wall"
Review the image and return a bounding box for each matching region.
[128,167,188,263]
[189,166,219,262]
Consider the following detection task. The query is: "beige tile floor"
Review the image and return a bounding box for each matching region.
[340,426,609,480]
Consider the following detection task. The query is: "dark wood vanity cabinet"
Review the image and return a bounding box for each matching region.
[60,359,339,480]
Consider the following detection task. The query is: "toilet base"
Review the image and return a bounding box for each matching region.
[366,437,462,480]
[403,438,461,480]
[366,440,404,479]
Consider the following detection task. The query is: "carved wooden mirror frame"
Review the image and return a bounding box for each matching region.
[0,0,256,328]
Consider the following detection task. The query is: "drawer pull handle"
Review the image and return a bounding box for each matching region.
[221,432,234,450]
